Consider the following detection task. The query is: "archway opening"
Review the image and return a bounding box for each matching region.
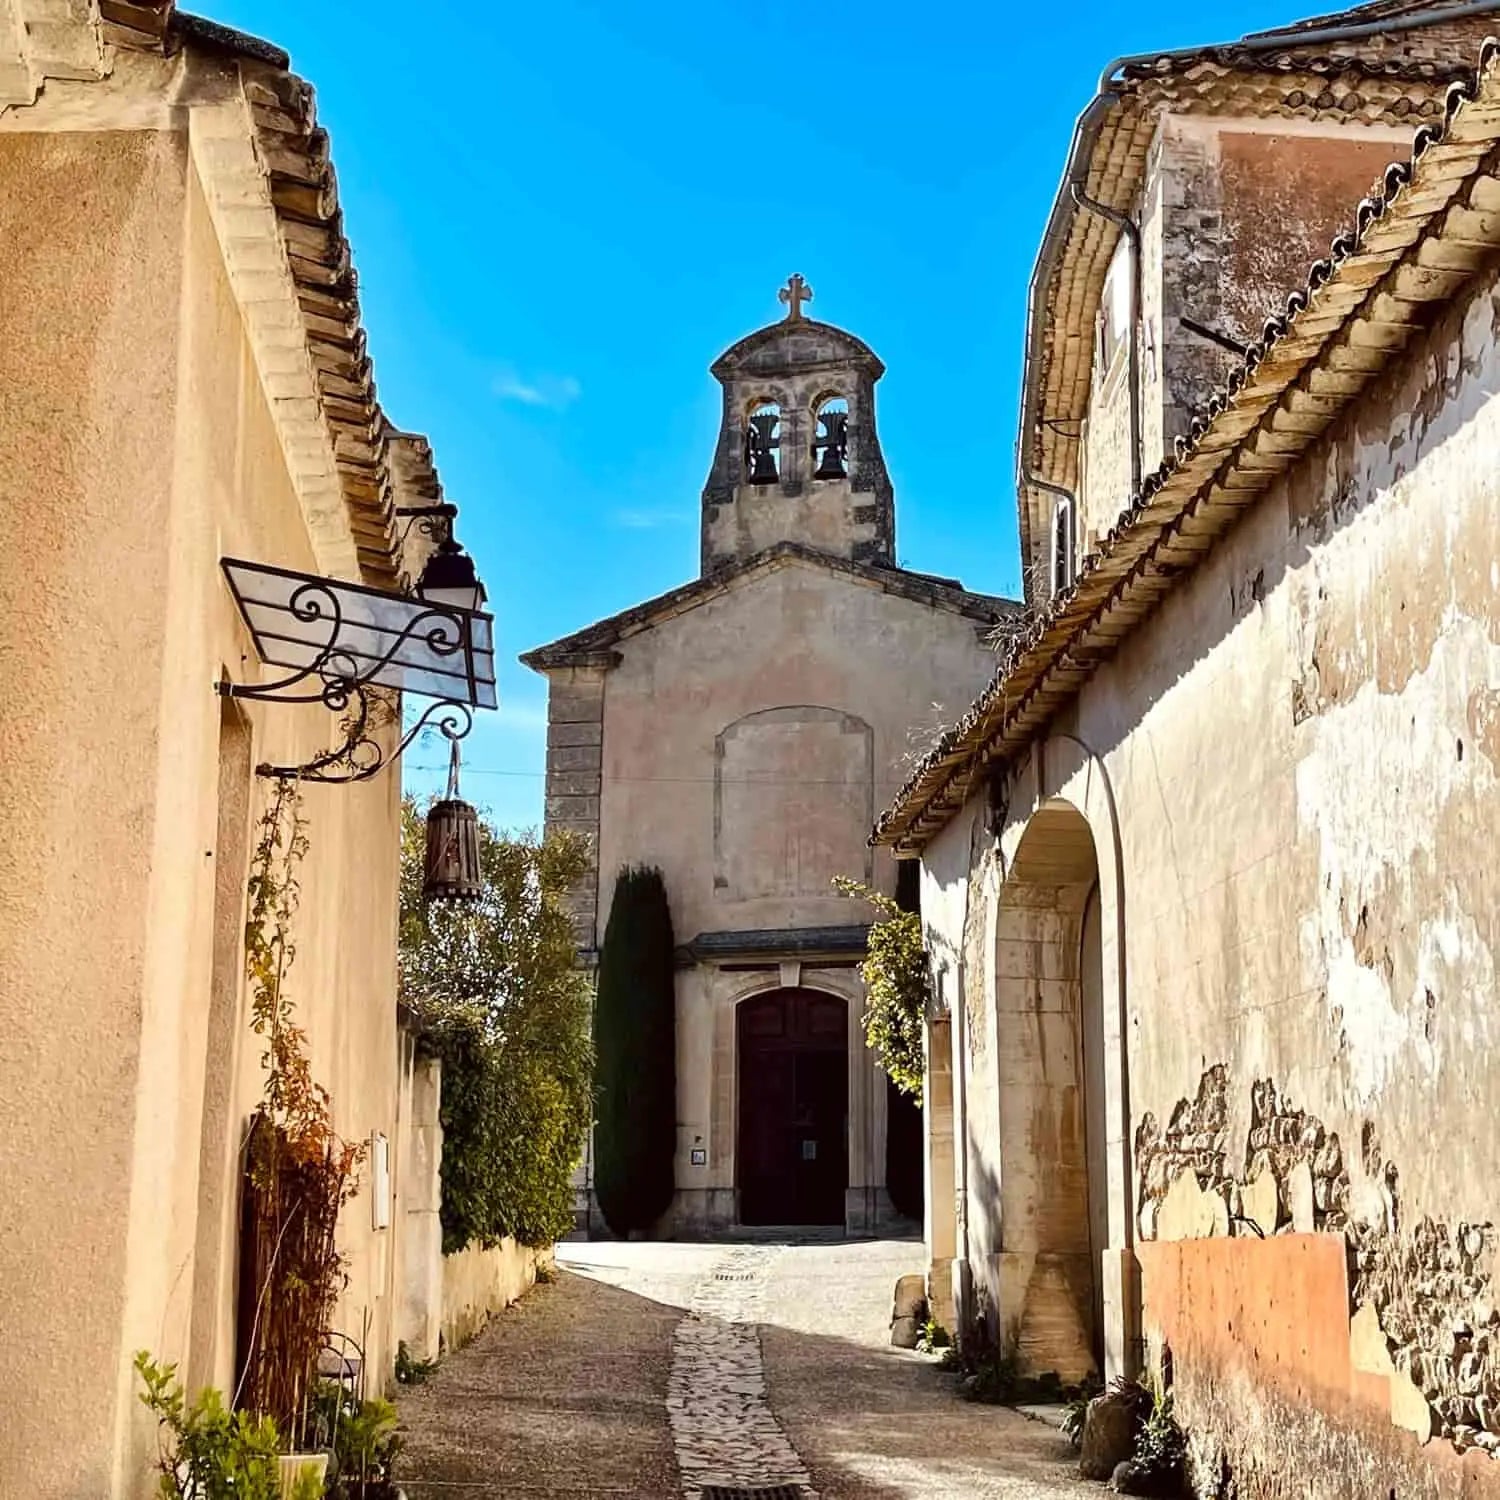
[994,801,1106,1379]
[737,988,848,1226]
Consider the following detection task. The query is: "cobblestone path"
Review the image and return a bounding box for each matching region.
[398,1239,1094,1499]
[668,1246,813,1497]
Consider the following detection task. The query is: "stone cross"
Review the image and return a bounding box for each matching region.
[778,273,813,322]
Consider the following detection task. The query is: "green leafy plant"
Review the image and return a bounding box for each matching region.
[1125,1378,1186,1492]
[916,1316,951,1354]
[399,804,594,1250]
[592,865,677,1236]
[833,877,928,1095]
[393,1340,436,1386]
[135,1352,297,1500]
[1062,1393,1089,1450]
[239,781,363,1440]
[309,1382,401,1497]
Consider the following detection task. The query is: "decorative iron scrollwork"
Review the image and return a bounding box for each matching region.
[218,572,482,783]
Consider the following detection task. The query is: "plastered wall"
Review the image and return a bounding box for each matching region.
[1080,114,1410,566]
[0,130,412,1497]
[925,214,1500,1493]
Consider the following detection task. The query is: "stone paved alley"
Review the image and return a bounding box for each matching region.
[398,1238,1094,1499]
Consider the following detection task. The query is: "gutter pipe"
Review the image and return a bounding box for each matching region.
[1014,0,1500,542]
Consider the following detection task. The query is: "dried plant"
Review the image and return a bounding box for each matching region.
[237,779,364,1443]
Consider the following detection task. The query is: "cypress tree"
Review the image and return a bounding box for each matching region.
[593,865,677,1235]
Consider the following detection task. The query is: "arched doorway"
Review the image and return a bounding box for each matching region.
[993,801,1106,1379]
[737,989,848,1226]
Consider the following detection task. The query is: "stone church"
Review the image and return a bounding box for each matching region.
[524,282,1014,1234]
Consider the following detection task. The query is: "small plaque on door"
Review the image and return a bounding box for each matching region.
[801,1139,817,1161]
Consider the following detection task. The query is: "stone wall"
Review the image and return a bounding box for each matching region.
[440,1240,552,1353]
[542,664,607,952]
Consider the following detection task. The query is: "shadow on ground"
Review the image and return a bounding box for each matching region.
[397,1264,1091,1500]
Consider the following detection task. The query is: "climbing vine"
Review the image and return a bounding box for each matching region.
[833,877,929,1096]
[239,778,363,1440]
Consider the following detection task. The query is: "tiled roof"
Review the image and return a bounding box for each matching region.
[77,4,439,587]
[520,543,1017,671]
[1016,14,1490,593]
[875,38,1500,852]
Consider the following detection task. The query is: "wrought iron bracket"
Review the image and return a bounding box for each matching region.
[218,667,473,784]
[215,558,495,785]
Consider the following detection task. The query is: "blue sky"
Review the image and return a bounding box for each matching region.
[213,0,1304,830]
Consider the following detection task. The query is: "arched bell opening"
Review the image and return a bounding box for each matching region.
[812,395,849,480]
[991,800,1106,1381]
[744,400,781,485]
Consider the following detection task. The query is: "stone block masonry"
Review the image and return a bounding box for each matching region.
[541,664,606,952]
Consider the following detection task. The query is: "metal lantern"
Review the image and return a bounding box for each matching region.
[416,535,487,614]
[423,742,482,902]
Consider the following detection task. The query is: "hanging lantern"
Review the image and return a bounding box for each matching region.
[423,741,482,902]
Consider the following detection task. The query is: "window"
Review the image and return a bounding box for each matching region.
[1093,238,1132,383]
[1050,495,1076,597]
[745,401,780,484]
[812,396,849,480]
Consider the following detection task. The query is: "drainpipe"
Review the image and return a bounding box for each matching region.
[1071,184,1143,501]
[1015,0,1500,540]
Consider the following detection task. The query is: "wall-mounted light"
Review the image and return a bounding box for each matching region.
[416,536,487,616]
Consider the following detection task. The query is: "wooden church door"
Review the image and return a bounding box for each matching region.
[737,989,848,1226]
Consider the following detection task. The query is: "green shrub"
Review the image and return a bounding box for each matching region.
[833,878,928,1095]
[309,1381,402,1497]
[134,1352,301,1500]
[916,1316,951,1354]
[593,865,677,1235]
[399,805,594,1251]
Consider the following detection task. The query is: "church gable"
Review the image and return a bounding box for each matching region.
[520,542,1011,671]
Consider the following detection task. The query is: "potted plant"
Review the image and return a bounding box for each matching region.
[309,1381,403,1498]
[135,1353,323,1500]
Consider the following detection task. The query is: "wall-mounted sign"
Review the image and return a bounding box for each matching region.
[690,1147,707,1166]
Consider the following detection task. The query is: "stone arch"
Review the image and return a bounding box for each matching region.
[989,798,1108,1381]
[811,393,849,480]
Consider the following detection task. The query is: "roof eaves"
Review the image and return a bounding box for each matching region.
[520,544,1019,671]
[879,40,1500,853]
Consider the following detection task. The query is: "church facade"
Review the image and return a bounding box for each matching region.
[525,284,1015,1235]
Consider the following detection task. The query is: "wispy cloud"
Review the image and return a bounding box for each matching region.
[492,368,582,410]
[613,508,692,530]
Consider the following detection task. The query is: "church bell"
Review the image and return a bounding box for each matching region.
[813,412,848,480]
[422,741,483,902]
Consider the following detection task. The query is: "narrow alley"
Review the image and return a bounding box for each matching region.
[398,1239,1092,1499]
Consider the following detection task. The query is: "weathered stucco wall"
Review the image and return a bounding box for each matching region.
[1081,115,1409,565]
[0,124,414,1497]
[929,221,1500,1492]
